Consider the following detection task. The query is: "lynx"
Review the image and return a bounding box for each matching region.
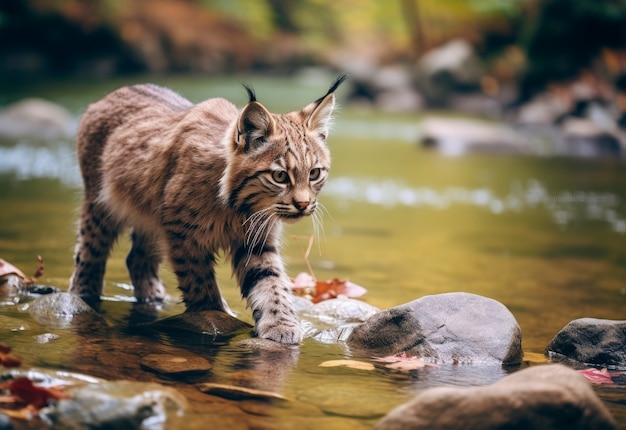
[69,75,347,344]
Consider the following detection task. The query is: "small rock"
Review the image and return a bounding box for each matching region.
[197,382,287,402]
[140,353,212,376]
[375,364,617,430]
[347,292,523,365]
[147,310,252,340]
[297,382,399,419]
[28,292,106,329]
[45,380,186,429]
[546,318,626,369]
[0,98,76,140]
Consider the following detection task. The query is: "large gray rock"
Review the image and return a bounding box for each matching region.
[347,292,522,365]
[416,39,483,105]
[420,116,532,156]
[375,364,617,430]
[546,318,626,369]
[0,98,76,139]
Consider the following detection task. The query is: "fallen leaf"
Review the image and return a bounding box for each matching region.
[319,360,375,371]
[197,382,287,402]
[0,256,44,286]
[373,353,439,371]
[578,368,616,385]
[5,377,69,409]
[292,272,316,289]
[292,273,368,303]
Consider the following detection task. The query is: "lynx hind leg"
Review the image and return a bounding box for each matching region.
[126,230,166,302]
[69,201,121,300]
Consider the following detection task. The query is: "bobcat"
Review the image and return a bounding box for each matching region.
[69,75,347,344]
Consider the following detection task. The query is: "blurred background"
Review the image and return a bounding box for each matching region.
[1,0,626,131]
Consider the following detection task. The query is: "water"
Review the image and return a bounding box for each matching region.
[1,75,625,428]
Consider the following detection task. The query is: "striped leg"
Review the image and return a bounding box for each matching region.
[126,230,166,302]
[69,200,120,300]
[232,242,301,344]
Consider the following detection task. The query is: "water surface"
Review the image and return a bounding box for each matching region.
[1,75,625,428]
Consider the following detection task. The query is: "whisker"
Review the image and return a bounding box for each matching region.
[245,212,277,265]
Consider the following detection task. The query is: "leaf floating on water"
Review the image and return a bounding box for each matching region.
[578,368,618,385]
[291,272,368,303]
[290,235,367,303]
[0,256,45,286]
[5,377,70,408]
[373,352,439,371]
[319,359,375,371]
[197,382,288,402]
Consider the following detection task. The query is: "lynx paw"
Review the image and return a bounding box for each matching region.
[256,318,302,344]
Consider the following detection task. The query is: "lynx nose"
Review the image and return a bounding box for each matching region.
[294,200,309,211]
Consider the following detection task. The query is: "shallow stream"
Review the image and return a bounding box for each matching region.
[1,75,625,428]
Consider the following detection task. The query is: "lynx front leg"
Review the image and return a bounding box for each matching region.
[126,230,166,302]
[232,244,302,344]
[69,201,120,300]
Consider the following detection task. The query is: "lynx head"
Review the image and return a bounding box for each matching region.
[220,74,348,229]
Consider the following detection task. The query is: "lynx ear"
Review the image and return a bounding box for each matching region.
[304,73,349,138]
[236,85,274,152]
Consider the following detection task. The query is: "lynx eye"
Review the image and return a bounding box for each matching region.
[309,168,322,181]
[271,170,290,184]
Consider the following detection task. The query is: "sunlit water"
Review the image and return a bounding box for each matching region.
[1,75,625,428]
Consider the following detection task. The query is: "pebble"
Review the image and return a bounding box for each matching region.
[140,353,212,376]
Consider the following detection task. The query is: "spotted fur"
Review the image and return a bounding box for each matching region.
[69,76,347,344]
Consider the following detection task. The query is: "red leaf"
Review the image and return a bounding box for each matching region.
[7,377,69,409]
[578,368,615,385]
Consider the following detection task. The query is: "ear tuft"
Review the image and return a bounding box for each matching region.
[304,73,348,137]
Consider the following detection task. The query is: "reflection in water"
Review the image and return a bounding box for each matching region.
[325,176,625,233]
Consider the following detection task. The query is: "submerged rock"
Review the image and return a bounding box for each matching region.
[147,310,252,340]
[347,292,523,365]
[140,353,212,377]
[28,292,107,329]
[300,297,380,344]
[44,380,186,429]
[546,318,626,369]
[301,297,380,326]
[375,364,617,430]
